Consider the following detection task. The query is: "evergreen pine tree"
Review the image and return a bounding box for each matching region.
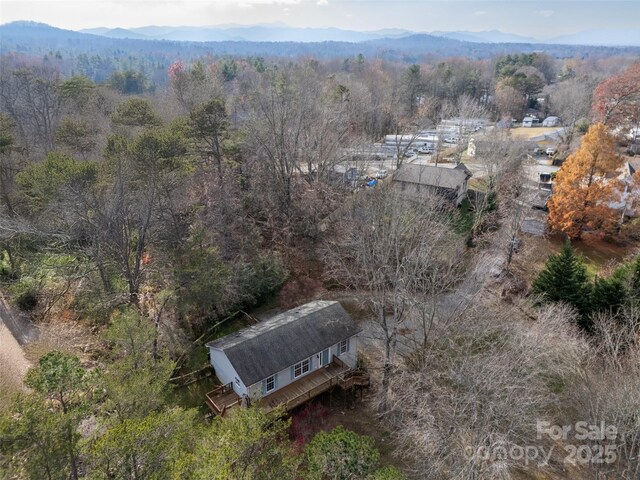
[591,276,626,315]
[609,255,640,308]
[630,257,640,301]
[532,240,592,330]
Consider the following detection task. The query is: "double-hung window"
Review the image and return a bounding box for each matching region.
[338,339,349,355]
[265,375,276,393]
[293,358,311,378]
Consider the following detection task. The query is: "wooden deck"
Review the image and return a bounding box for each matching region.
[259,358,350,413]
[205,356,369,416]
[205,383,240,416]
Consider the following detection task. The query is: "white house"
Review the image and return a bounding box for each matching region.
[522,116,539,128]
[205,301,364,415]
[542,116,560,127]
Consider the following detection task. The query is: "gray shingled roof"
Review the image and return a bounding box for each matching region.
[394,163,471,190]
[206,301,360,386]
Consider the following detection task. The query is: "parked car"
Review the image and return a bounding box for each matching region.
[546,146,557,156]
[533,147,543,155]
[375,169,388,179]
[443,136,460,144]
[418,146,434,154]
[404,149,417,157]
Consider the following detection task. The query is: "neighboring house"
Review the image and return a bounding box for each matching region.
[542,116,560,127]
[329,165,359,184]
[538,172,553,191]
[205,301,367,416]
[522,116,539,128]
[531,189,552,210]
[394,163,472,205]
[496,118,516,130]
[609,160,640,218]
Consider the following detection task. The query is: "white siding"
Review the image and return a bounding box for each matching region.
[209,347,248,396]
[247,334,359,400]
[336,335,357,368]
[248,356,315,400]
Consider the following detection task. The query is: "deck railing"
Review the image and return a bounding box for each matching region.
[206,357,370,416]
[260,356,369,413]
[205,383,240,416]
[270,373,340,413]
[332,355,347,369]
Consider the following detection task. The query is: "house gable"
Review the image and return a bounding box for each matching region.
[209,348,247,396]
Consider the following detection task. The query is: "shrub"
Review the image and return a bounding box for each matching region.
[16,288,38,311]
[303,426,379,480]
[575,118,589,134]
[370,466,406,480]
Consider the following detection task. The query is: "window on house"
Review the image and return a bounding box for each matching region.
[338,339,348,355]
[294,358,311,378]
[265,375,276,393]
[235,377,241,386]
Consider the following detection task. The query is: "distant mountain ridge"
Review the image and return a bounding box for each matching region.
[79,24,414,43]
[74,23,640,47]
[1,21,639,66]
[431,30,539,44]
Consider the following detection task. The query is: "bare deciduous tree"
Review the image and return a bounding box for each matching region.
[544,77,594,145]
[325,187,460,414]
[0,64,62,157]
[388,302,586,479]
[569,309,640,479]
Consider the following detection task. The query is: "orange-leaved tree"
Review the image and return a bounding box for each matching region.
[548,123,623,239]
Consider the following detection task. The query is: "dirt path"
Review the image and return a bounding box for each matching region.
[0,292,38,345]
[0,320,31,382]
[0,293,36,406]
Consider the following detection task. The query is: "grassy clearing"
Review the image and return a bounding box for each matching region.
[510,127,564,141]
[517,231,635,281]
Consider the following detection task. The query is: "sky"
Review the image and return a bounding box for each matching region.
[1,0,638,39]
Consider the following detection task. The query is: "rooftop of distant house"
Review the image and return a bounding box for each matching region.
[394,162,472,190]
